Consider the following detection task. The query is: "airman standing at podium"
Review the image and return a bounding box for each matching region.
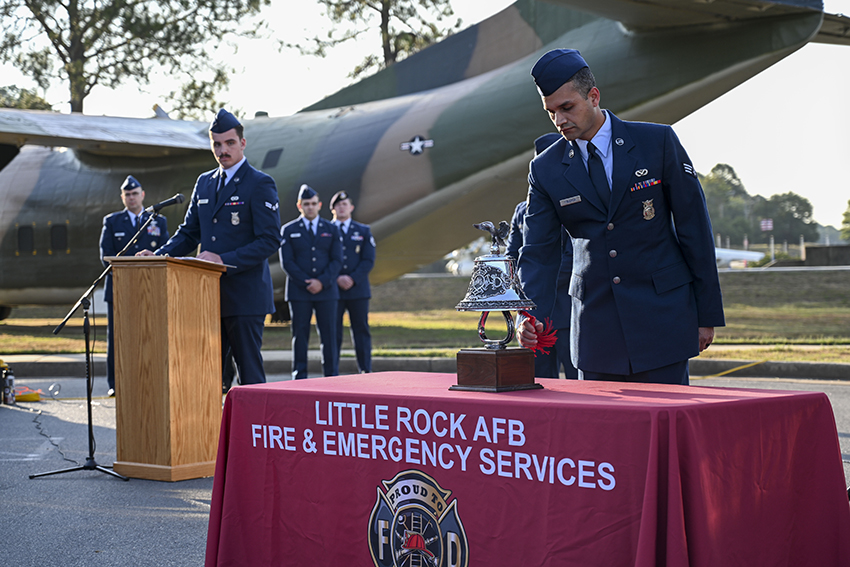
[138,109,281,385]
[330,190,376,373]
[280,185,342,380]
[100,175,169,396]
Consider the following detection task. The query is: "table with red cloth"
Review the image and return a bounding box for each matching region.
[205,373,850,566]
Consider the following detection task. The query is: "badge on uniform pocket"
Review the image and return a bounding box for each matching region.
[231,212,240,226]
[642,199,655,221]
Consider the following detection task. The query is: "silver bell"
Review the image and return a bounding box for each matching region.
[456,222,536,349]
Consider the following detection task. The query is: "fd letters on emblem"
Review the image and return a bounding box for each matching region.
[368,470,469,567]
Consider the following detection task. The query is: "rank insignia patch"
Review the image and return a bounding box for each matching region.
[368,470,468,567]
[683,163,696,177]
[642,199,655,221]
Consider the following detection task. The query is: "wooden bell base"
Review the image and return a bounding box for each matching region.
[451,347,543,392]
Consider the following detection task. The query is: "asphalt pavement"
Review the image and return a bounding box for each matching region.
[2,358,850,566]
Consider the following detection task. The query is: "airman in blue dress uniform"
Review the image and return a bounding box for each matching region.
[99,175,169,395]
[141,109,281,385]
[506,133,577,379]
[518,49,724,385]
[280,185,343,380]
[330,190,376,373]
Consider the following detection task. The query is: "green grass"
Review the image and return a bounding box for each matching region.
[3,305,850,363]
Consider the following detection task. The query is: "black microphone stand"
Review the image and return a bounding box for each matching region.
[29,212,163,481]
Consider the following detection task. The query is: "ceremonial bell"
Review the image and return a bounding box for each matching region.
[451,221,542,392]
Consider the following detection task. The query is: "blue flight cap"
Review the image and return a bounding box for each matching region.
[330,191,349,208]
[534,133,562,156]
[298,184,318,201]
[531,49,589,97]
[209,108,241,133]
[121,175,141,191]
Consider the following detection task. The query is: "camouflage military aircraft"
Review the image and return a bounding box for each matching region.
[0,0,848,319]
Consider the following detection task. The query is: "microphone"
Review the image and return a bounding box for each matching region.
[146,194,185,213]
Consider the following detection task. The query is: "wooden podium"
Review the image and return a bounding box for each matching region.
[107,256,226,481]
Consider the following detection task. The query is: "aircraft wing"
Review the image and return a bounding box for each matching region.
[554,0,824,29]
[814,12,850,45]
[0,108,209,157]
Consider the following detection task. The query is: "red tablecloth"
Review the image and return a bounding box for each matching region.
[205,373,850,566]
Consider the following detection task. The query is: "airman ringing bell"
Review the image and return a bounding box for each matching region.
[456,221,536,349]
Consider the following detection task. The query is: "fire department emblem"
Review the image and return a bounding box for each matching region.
[231,212,240,226]
[368,470,469,567]
[642,199,655,221]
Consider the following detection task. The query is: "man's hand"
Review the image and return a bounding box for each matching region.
[197,251,223,264]
[698,327,715,352]
[517,317,544,349]
[135,250,155,257]
[306,279,323,294]
[337,275,354,291]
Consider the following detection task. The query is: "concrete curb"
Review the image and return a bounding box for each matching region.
[4,352,850,381]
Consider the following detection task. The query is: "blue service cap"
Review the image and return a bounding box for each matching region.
[531,49,589,97]
[121,175,141,191]
[209,108,241,134]
[330,191,349,209]
[298,184,318,201]
[534,133,562,156]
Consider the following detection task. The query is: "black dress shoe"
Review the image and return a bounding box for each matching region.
[107,388,115,397]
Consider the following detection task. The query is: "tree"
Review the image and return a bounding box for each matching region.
[0,0,269,113]
[841,200,850,243]
[292,0,462,80]
[0,85,53,110]
[700,163,755,245]
[756,192,820,244]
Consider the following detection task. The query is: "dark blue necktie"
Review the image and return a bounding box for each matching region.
[586,142,610,210]
[217,172,226,194]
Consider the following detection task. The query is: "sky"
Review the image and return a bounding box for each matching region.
[3,0,850,228]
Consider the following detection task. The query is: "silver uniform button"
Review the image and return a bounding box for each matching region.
[607,223,614,231]
[213,218,217,223]
[211,236,216,242]
[613,276,621,284]
[609,250,617,258]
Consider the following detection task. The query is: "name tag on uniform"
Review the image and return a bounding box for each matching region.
[115,232,125,237]
[291,232,302,238]
[199,199,209,205]
[560,196,582,206]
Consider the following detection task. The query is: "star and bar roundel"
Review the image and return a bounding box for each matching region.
[400,136,434,155]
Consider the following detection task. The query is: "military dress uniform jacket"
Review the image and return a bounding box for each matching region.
[155,161,281,318]
[550,228,574,330]
[518,112,724,375]
[100,210,169,302]
[505,200,526,262]
[338,220,375,301]
[280,218,343,302]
